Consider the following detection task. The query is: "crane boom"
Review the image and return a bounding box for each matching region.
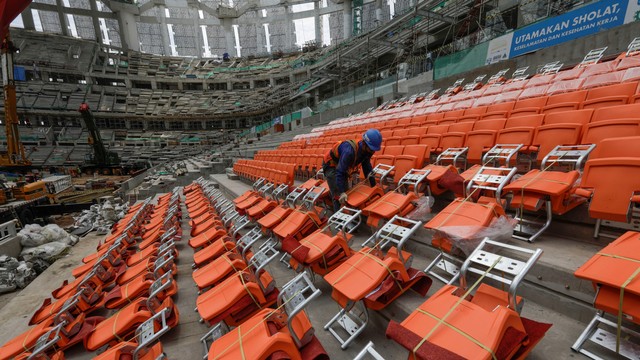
[78,103,120,167]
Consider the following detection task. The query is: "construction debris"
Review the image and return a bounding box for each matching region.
[0,223,83,294]
[71,199,128,236]
[17,224,79,247]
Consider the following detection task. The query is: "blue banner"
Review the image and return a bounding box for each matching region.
[13,66,26,81]
[510,0,628,58]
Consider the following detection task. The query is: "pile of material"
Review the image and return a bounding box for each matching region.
[72,200,128,236]
[0,255,37,294]
[0,224,79,294]
[18,224,78,261]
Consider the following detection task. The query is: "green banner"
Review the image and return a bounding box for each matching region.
[434,41,490,80]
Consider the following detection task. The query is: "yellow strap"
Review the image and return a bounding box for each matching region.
[111,310,126,343]
[330,224,400,287]
[415,308,497,360]
[221,254,242,273]
[360,251,404,291]
[22,326,37,352]
[301,234,328,267]
[211,282,312,360]
[618,267,640,353]
[237,327,246,360]
[238,271,262,309]
[413,256,502,356]
[199,272,243,302]
[305,212,322,229]
[596,252,640,354]
[376,199,402,210]
[596,252,640,264]
[124,283,131,304]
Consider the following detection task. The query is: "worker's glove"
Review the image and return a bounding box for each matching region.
[339,193,348,205]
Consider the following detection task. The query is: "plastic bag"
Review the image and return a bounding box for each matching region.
[17,224,48,247]
[20,241,71,263]
[428,216,516,257]
[406,196,435,221]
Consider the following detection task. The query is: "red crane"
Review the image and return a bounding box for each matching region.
[0,0,33,168]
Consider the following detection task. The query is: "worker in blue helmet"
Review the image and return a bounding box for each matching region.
[322,129,383,211]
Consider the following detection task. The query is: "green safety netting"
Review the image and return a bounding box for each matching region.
[434,41,490,80]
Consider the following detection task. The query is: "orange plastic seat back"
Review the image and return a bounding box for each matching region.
[582,70,626,90]
[473,119,506,131]
[494,89,522,103]
[582,119,640,146]
[592,102,640,123]
[544,108,594,126]
[496,129,535,150]
[447,121,473,133]
[465,131,498,164]
[504,114,544,128]
[581,157,640,222]
[383,145,403,156]
[532,124,583,161]
[555,67,584,81]
[463,105,488,116]
[519,85,549,99]
[542,90,587,113]
[403,144,430,167]
[581,61,616,78]
[392,155,418,183]
[439,133,466,151]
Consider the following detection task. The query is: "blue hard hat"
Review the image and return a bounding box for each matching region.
[363,129,382,151]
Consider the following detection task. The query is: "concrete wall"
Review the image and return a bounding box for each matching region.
[0,221,21,258]
[303,98,378,127]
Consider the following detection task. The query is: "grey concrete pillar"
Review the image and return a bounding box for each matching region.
[314,1,321,44]
[375,0,384,24]
[194,19,205,57]
[158,6,172,56]
[222,19,235,54]
[117,10,140,51]
[21,9,36,31]
[151,80,157,90]
[125,120,131,129]
[56,0,70,37]
[227,80,233,90]
[285,5,293,51]
[256,19,265,54]
[177,81,183,91]
[249,80,255,89]
[343,0,352,39]
[89,0,104,44]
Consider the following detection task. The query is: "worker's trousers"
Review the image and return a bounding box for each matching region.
[322,163,341,212]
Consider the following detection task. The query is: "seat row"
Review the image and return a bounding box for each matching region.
[182,179,330,360]
[297,40,640,142]
[232,159,296,186]
[0,191,183,360]
[224,161,553,358]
